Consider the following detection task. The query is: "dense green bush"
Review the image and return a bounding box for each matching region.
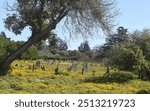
[108,43,146,72]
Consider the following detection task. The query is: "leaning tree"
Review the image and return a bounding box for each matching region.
[0,0,118,76]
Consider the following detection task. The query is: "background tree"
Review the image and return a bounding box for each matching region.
[93,26,129,60]
[0,31,6,38]
[49,37,67,50]
[47,32,68,59]
[105,26,129,46]
[78,41,91,53]
[21,46,39,60]
[68,50,78,60]
[131,29,150,61]
[47,32,58,49]
[47,32,68,51]
[55,38,68,51]
[0,0,118,76]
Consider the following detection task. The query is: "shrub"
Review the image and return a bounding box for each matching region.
[109,71,135,83]
[108,43,146,72]
[84,71,135,84]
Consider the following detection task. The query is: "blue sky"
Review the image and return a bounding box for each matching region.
[0,0,150,50]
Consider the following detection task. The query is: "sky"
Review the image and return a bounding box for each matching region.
[0,0,150,50]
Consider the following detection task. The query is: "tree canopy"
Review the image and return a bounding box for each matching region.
[5,0,117,36]
[78,41,91,53]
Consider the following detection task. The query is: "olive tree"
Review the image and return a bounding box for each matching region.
[0,0,118,76]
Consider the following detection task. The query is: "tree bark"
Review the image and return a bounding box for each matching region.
[0,23,56,76]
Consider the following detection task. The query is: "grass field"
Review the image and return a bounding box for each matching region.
[0,60,150,94]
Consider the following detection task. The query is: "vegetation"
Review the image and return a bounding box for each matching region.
[95,27,150,81]
[21,46,39,60]
[0,60,150,94]
[0,0,117,76]
[0,35,39,60]
[0,0,150,94]
[1,27,150,94]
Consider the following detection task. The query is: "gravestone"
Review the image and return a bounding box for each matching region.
[69,63,77,72]
[82,63,88,75]
[35,60,41,68]
[47,60,51,66]
[41,65,46,71]
[54,63,60,75]
[28,64,32,70]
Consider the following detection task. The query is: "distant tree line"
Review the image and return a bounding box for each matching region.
[0,31,92,61]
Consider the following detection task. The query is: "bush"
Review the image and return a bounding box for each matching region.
[109,71,135,83]
[108,43,146,72]
[84,71,135,84]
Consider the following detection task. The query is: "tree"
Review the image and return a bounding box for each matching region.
[47,32,58,49]
[47,33,68,59]
[0,0,118,76]
[0,31,6,38]
[56,38,68,51]
[58,50,69,57]
[78,41,91,53]
[93,27,129,60]
[131,29,150,61]
[92,45,109,61]
[108,42,150,81]
[108,43,147,76]
[106,27,129,46]
[49,37,68,51]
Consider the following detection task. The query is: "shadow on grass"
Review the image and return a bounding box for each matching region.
[84,71,135,84]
